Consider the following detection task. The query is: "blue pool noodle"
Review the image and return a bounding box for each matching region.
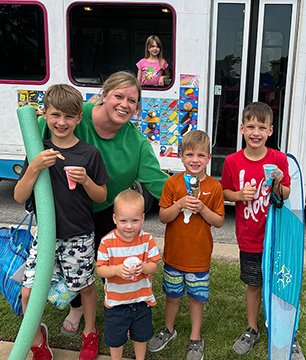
[9,106,56,359]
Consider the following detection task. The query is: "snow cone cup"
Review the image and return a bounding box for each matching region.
[123,257,139,281]
[64,166,80,190]
[263,164,277,186]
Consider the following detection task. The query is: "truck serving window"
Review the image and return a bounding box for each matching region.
[0,3,47,83]
[68,3,174,89]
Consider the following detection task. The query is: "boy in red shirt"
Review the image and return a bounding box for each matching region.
[221,102,304,358]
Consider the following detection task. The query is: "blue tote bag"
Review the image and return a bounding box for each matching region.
[0,213,34,316]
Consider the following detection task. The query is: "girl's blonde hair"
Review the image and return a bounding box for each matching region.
[96,71,141,105]
[144,35,164,70]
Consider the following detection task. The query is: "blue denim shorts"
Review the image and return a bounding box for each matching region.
[162,263,210,302]
[103,302,154,347]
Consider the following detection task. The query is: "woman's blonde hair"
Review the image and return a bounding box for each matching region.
[144,35,164,70]
[96,71,141,105]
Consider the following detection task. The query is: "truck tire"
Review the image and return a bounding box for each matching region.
[130,181,155,213]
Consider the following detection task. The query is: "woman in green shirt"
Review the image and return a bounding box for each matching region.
[39,71,168,335]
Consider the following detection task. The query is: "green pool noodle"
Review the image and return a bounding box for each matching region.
[9,106,56,360]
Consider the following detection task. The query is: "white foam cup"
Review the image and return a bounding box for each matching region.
[123,257,139,281]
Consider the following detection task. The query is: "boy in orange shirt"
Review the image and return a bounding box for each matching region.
[96,189,160,360]
[148,130,225,360]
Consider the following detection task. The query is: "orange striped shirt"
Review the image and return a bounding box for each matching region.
[96,229,160,308]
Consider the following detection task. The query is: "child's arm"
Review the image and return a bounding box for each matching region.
[160,194,224,227]
[158,68,170,86]
[137,69,142,84]
[97,263,135,280]
[14,149,59,204]
[273,183,290,200]
[97,260,158,281]
[134,260,158,277]
[197,202,224,228]
[67,167,107,203]
[223,184,257,202]
[159,195,191,223]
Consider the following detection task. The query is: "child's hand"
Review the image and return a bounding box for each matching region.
[115,264,135,280]
[239,184,257,201]
[67,167,88,185]
[271,168,283,188]
[122,262,140,281]
[158,76,165,86]
[133,261,143,277]
[31,149,59,171]
[177,195,201,212]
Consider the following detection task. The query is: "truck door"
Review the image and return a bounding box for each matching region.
[208,0,298,179]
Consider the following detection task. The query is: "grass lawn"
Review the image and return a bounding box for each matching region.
[0,259,305,359]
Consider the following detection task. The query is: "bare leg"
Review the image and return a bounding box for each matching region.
[110,346,123,360]
[188,296,203,341]
[21,287,42,346]
[62,305,84,332]
[246,285,262,332]
[80,282,97,336]
[164,295,180,333]
[134,341,147,360]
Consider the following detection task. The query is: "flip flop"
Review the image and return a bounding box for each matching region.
[60,319,80,336]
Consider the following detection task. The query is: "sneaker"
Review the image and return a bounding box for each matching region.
[292,338,305,360]
[30,323,53,360]
[187,339,204,360]
[147,326,177,352]
[79,325,99,360]
[233,327,260,355]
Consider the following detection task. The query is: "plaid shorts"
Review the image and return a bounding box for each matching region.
[162,263,210,302]
[23,232,95,291]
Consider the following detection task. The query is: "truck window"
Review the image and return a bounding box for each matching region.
[68,3,174,89]
[0,3,47,83]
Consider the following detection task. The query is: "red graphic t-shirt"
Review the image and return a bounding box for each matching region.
[221,148,290,253]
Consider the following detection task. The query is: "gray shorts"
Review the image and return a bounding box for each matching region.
[240,250,263,287]
[23,232,95,291]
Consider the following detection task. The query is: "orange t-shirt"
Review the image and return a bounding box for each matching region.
[159,173,224,272]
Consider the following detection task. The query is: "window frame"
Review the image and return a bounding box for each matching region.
[0,0,50,85]
[66,1,176,91]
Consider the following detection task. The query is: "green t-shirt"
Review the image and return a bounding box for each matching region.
[38,102,169,212]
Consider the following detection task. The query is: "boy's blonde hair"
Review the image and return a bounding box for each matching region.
[96,71,141,105]
[114,189,145,214]
[145,35,165,70]
[181,130,210,154]
[242,101,273,126]
[43,84,83,115]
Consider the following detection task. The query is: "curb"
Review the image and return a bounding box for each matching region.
[0,340,129,360]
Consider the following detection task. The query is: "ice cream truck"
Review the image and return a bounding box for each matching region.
[1,0,306,202]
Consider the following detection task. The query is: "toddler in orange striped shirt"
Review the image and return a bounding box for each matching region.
[96,189,160,360]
